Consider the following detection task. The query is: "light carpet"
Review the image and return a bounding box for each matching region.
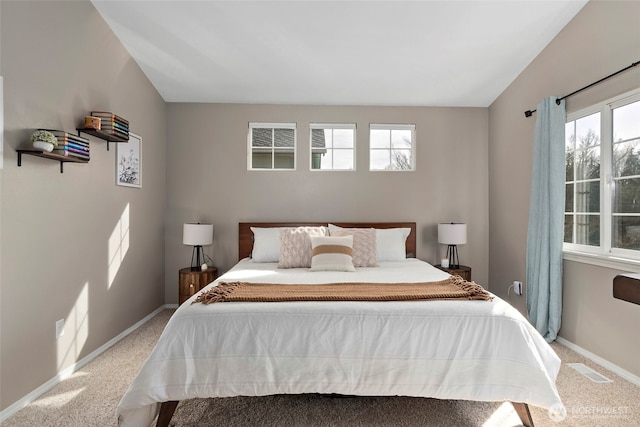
[3,309,638,427]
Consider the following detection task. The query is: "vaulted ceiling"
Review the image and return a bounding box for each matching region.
[92,0,587,106]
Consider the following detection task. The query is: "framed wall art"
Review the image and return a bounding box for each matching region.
[116,132,141,188]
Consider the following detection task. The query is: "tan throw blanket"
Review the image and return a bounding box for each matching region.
[193,275,493,304]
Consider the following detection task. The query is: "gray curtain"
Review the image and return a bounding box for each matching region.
[526,97,566,342]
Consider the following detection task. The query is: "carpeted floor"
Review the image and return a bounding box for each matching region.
[3,309,639,427]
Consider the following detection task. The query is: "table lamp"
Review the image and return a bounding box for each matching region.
[183,223,213,271]
[438,222,467,269]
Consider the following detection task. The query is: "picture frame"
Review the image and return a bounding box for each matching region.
[116,131,141,188]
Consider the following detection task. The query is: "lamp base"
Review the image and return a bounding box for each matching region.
[446,244,460,269]
[190,245,205,270]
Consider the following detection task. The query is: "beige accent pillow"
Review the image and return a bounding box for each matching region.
[310,235,355,272]
[278,226,328,268]
[331,228,378,267]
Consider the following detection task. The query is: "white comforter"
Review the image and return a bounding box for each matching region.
[117,259,563,426]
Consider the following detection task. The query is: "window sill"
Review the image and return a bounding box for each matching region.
[563,250,640,272]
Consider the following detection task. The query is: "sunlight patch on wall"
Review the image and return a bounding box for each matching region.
[108,203,130,288]
[57,282,89,372]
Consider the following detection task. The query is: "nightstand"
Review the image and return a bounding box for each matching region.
[435,264,471,281]
[179,266,218,305]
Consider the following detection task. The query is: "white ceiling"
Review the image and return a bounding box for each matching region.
[91,0,587,107]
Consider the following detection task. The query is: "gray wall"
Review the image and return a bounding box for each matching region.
[165,103,489,303]
[0,1,166,410]
[489,0,640,377]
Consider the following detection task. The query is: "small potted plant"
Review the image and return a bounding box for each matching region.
[31,130,58,152]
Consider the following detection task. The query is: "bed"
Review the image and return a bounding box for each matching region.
[116,222,564,427]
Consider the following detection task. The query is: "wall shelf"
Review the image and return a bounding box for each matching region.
[77,128,128,151]
[17,149,88,173]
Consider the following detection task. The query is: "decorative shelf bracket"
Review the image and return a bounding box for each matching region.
[77,128,128,151]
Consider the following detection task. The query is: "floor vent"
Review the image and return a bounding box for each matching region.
[567,363,613,383]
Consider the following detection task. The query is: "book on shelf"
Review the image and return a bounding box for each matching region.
[52,147,90,159]
[51,151,90,161]
[100,129,129,139]
[99,128,129,139]
[56,140,90,151]
[53,145,90,155]
[55,136,89,147]
[40,129,90,144]
[90,111,129,126]
[100,123,129,134]
[100,121,129,132]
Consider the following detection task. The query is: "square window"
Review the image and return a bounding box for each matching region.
[310,124,355,171]
[369,124,415,171]
[248,123,296,170]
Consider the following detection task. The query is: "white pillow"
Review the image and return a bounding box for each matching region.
[309,235,355,272]
[376,228,411,261]
[328,224,410,262]
[250,227,282,262]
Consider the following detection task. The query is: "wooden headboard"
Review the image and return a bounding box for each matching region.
[238,222,417,261]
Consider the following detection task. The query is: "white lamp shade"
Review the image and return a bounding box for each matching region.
[183,223,213,246]
[438,223,467,245]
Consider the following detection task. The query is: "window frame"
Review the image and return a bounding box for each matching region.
[369,124,416,171]
[564,105,603,256]
[309,123,356,171]
[564,88,640,270]
[247,122,297,171]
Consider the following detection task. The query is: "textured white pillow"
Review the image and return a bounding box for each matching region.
[331,228,378,267]
[310,235,355,272]
[328,224,410,262]
[250,227,283,262]
[278,226,328,268]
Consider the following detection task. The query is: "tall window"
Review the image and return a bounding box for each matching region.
[248,123,296,170]
[310,124,355,170]
[612,96,640,251]
[564,89,640,260]
[369,124,415,171]
[565,112,601,247]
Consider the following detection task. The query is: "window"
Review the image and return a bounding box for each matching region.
[248,123,296,170]
[564,89,640,263]
[369,124,415,171]
[565,111,601,247]
[310,124,356,170]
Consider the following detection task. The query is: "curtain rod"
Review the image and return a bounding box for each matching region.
[524,60,640,118]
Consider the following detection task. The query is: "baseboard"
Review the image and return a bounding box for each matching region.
[556,336,640,387]
[0,304,172,423]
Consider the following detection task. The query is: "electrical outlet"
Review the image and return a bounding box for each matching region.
[513,281,523,296]
[56,319,65,339]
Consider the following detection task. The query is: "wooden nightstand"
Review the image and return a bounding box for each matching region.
[179,267,218,305]
[435,264,471,281]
